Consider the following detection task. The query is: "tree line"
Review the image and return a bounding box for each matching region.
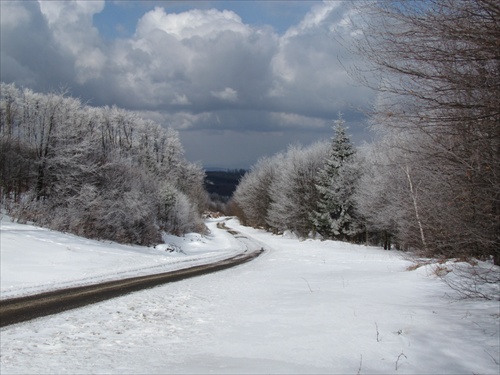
[0,83,207,245]
[232,117,367,241]
[232,0,499,266]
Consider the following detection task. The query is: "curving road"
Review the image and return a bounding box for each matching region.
[0,226,264,327]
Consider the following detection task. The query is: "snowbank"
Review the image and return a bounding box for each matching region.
[0,216,244,299]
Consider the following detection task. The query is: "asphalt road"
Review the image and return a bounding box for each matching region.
[0,238,264,328]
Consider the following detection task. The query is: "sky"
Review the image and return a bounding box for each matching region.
[0,0,375,168]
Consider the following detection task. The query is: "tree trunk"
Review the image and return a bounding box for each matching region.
[403,164,428,254]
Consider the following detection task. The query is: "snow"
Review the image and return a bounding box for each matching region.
[0,216,245,299]
[1,217,499,374]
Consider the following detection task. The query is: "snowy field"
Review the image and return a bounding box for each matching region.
[1,217,499,374]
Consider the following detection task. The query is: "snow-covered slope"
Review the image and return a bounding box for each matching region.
[1,217,499,374]
[0,216,245,299]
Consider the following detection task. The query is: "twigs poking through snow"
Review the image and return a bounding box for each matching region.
[301,277,313,293]
[484,349,499,365]
[408,258,500,300]
[357,354,363,375]
[395,352,407,371]
[375,322,380,342]
[439,263,500,301]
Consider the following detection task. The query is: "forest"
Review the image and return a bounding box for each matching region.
[0,83,207,245]
[233,0,499,266]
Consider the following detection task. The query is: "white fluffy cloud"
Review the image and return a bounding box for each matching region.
[0,1,372,167]
[38,0,105,26]
[38,0,106,83]
[136,7,249,40]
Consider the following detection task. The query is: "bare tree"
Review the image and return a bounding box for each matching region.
[351,0,500,264]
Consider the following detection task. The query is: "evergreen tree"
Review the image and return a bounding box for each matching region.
[312,115,359,240]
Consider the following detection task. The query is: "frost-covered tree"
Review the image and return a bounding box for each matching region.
[0,84,35,202]
[311,116,361,240]
[266,142,328,237]
[0,83,207,245]
[235,141,327,236]
[233,154,283,228]
[351,0,499,263]
[354,130,427,250]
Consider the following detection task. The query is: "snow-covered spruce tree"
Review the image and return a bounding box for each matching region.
[311,116,361,241]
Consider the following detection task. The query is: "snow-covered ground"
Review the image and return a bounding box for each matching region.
[0,216,245,300]
[1,217,499,374]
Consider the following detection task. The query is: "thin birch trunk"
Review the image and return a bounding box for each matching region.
[403,164,428,253]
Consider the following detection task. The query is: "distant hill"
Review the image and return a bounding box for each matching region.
[204,169,246,199]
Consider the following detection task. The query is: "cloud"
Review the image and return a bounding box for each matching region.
[171,93,191,106]
[270,112,327,130]
[38,1,105,26]
[0,1,31,28]
[0,1,75,89]
[0,1,373,167]
[211,87,238,102]
[38,0,106,83]
[135,7,249,40]
[268,2,371,118]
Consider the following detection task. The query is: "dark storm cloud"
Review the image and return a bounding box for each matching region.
[0,1,75,90]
